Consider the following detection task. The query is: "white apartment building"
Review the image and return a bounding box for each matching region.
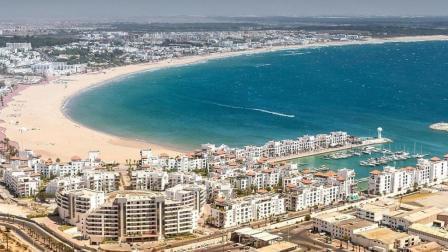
[205,179,233,201]
[46,176,85,194]
[56,189,105,225]
[210,193,285,228]
[233,131,349,160]
[287,184,339,211]
[46,170,119,194]
[42,163,84,178]
[164,184,206,235]
[286,169,357,211]
[3,168,40,197]
[82,170,119,192]
[72,189,205,244]
[236,169,281,190]
[131,170,169,191]
[368,157,448,196]
[140,148,161,167]
[31,62,86,76]
[79,191,165,244]
[174,156,207,172]
[167,172,202,187]
[165,184,206,213]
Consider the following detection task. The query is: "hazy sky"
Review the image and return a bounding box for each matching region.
[1,0,448,21]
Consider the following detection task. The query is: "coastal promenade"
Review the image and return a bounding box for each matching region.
[268,137,391,163]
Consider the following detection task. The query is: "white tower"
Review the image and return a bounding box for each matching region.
[377,127,383,139]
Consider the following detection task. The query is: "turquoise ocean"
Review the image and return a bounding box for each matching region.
[65,41,448,178]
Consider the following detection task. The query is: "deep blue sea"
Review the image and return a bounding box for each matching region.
[66,41,448,178]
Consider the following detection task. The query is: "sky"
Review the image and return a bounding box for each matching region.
[1,0,448,21]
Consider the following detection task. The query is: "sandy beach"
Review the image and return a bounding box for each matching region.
[1,35,448,163]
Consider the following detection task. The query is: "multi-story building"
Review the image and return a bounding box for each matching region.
[312,212,378,240]
[131,170,169,191]
[3,168,40,197]
[408,223,448,247]
[58,188,206,244]
[79,191,165,244]
[285,169,357,211]
[355,198,398,223]
[352,227,420,251]
[56,189,105,225]
[163,184,206,235]
[209,193,285,228]
[46,176,85,194]
[83,170,119,192]
[368,157,448,196]
[382,206,443,231]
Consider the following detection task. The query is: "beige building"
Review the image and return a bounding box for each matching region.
[408,223,448,247]
[382,206,443,231]
[352,227,420,252]
[312,212,378,240]
[405,241,443,252]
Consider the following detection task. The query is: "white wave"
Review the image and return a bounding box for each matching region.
[249,108,295,118]
[255,63,271,68]
[281,52,306,56]
[209,102,295,118]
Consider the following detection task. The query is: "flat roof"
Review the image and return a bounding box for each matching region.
[234,227,261,236]
[251,232,280,242]
[409,223,448,239]
[407,241,442,252]
[357,198,397,212]
[314,212,356,223]
[400,207,443,223]
[257,241,299,252]
[358,227,409,244]
[337,218,376,231]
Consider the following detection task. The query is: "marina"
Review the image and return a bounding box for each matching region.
[269,137,391,163]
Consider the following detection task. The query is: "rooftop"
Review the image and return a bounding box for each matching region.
[399,206,443,223]
[314,212,356,224]
[409,223,448,239]
[256,241,298,252]
[357,198,397,212]
[407,241,442,252]
[357,227,410,244]
[337,218,377,231]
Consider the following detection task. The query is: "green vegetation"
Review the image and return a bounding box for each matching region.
[0,35,78,48]
[165,232,196,240]
[26,212,48,219]
[192,168,208,177]
[58,225,74,231]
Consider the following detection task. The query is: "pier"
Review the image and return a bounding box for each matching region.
[268,137,392,163]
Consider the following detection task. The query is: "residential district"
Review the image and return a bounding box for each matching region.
[0,22,366,91]
[0,127,446,252]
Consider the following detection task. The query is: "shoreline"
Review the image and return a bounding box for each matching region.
[1,35,448,163]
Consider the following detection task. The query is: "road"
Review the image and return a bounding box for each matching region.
[274,221,346,252]
[0,221,43,251]
[0,214,95,251]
